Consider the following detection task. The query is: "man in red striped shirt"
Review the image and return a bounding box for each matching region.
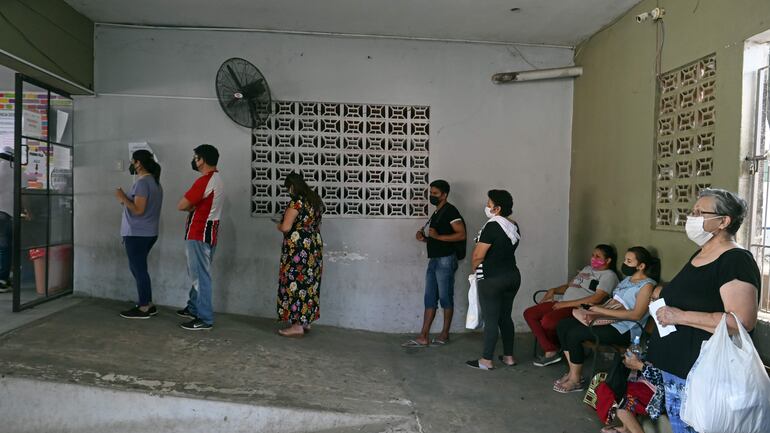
[175,144,224,330]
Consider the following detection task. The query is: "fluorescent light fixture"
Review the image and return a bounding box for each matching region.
[492,66,583,84]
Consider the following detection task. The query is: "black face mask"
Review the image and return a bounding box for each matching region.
[621,264,638,277]
[429,196,440,206]
[128,164,137,175]
[191,158,199,172]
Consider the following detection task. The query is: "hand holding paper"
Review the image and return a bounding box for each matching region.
[649,298,677,337]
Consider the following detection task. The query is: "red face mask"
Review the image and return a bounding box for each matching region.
[590,258,606,270]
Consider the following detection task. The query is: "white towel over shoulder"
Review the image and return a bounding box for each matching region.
[474,216,520,280]
[484,216,520,246]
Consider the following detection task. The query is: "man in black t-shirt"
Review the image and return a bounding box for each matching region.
[402,180,466,347]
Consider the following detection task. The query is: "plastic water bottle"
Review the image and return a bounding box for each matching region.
[629,335,643,359]
[626,335,643,380]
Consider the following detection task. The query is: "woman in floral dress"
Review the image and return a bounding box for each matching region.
[276,172,324,337]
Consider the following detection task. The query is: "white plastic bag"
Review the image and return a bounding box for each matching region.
[465,274,482,329]
[680,313,770,433]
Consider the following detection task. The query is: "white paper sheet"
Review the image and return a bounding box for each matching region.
[22,110,42,137]
[128,142,159,163]
[55,110,69,143]
[649,297,677,337]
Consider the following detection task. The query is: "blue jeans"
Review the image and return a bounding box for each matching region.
[123,236,157,306]
[185,240,216,325]
[662,371,699,433]
[424,255,458,309]
[0,211,11,282]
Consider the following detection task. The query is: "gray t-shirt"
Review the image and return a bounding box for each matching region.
[561,265,619,302]
[120,175,163,237]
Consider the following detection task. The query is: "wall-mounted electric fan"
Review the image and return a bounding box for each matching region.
[215,58,271,129]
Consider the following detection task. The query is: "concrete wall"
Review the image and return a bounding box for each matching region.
[0,0,93,93]
[74,25,575,332]
[570,1,770,354]
[570,0,770,278]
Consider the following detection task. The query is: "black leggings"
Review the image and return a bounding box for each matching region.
[556,317,630,364]
[477,271,520,360]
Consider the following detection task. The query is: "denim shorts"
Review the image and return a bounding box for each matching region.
[424,254,458,309]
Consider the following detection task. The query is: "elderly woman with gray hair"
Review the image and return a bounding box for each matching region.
[646,188,761,433]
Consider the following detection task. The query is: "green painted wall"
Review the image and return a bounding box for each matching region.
[570,0,770,280]
[0,0,93,93]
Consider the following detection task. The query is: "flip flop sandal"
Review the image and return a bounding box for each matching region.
[600,426,625,433]
[497,355,517,366]
[401,339,429,348]
[553,375,585,386]
[552,380,585,393]
[276,329,304,338]
[466,360,495,370]
[430,337,449,345]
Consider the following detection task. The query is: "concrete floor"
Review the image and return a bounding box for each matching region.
[0,298,605,433]
[0,291,83,335]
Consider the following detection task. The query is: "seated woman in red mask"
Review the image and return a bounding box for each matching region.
[523,244,620,367]
[552,246,659,394]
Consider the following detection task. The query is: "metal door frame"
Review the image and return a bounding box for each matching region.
[12,73,74,311]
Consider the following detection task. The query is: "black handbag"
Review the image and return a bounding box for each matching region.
[605,351,630,400]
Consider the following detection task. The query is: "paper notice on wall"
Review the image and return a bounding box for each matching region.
[128,142,159,163]
[649,297,677,337]
[0,111,12,131]
[25,146,47,189]
[0,111,14,150]
[56,109,69,143]
[22,110,42,137]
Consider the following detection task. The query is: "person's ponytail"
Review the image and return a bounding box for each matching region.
[146,159,161,185]
[646,257,662,283]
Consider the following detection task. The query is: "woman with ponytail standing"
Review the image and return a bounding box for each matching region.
[116,149,164,319]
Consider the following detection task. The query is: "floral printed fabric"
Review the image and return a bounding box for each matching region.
[641,363,665,420]
[620,381,655,417]
[662,371,699,433]
[277,197,323,325]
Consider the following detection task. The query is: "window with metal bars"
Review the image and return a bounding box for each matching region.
[746,62,770,314]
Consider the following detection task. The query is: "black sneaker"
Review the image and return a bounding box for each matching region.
[533,352,563,367]
[0,280,10,293]
[120,306,151,320]
[176,307,196,319]
[147,305,158,316]
[180,318,212,331]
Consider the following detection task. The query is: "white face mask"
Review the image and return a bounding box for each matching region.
[685,216,723,246]
[484,206,496,219]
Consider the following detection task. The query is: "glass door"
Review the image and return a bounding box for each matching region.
[13,74,73,311]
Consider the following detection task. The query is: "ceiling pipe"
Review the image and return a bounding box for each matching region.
[98,22,573,50]
[492,66,583,84]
